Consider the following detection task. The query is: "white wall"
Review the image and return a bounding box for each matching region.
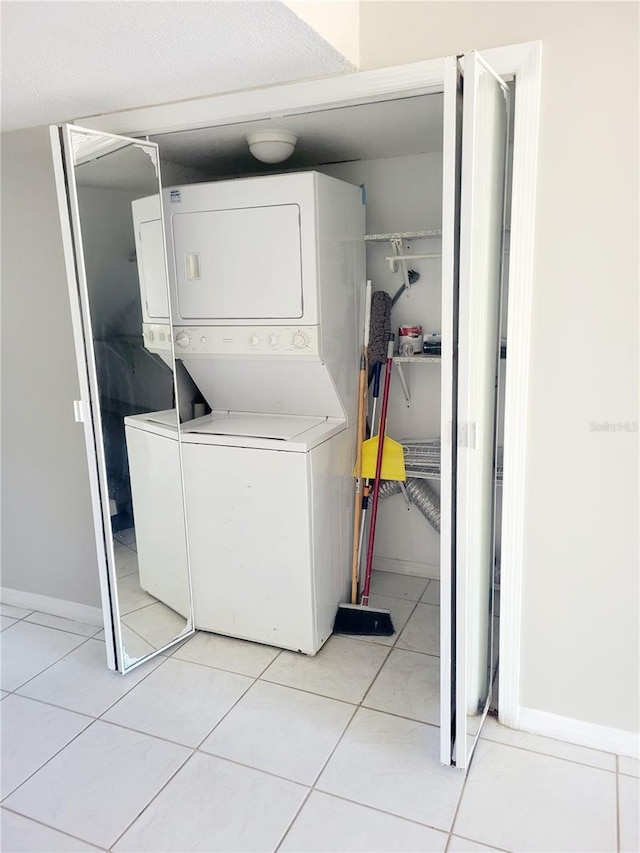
[360,2,639,736]
[322,152,443,577]
[1,127,101,608]
[283,1,360,67]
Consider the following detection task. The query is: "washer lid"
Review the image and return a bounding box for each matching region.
[124,410,179,437]
[182,411,326,441]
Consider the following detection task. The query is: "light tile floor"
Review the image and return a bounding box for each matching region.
[112,537,192,660]
[1,572,637,853]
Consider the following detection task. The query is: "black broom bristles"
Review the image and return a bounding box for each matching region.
[333,603,394,637]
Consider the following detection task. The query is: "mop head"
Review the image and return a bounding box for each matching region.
[368,291,392,364]
[333,603,395,636]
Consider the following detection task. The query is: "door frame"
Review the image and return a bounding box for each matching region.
[78,41,542,730]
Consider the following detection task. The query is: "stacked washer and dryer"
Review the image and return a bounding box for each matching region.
[126,172,365,654]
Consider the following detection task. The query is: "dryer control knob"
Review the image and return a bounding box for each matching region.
[249,334,260,346]
[146,329,155,342]
[292,331,309,349]
[175,331,191,349]
[268,334,278,347]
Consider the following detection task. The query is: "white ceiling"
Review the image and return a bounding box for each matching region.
[151,94,444,176]
[0,1,354,133]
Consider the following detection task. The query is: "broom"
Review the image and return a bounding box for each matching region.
[334,293,397,636]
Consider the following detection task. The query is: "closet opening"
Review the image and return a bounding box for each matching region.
[141,82,512,723]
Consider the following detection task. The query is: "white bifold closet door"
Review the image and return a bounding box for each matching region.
[50,125,195,673]
[440,52,510,769]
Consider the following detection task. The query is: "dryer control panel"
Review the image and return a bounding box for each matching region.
[172,325,320,357]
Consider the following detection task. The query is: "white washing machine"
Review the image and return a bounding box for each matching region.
[124,410,190,619]
[130,171,365,654]
[180,412,354,653]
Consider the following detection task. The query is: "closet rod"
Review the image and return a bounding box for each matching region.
[385,253,441,262]
[384,250,509,264]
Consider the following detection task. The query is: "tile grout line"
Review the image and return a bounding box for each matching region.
[5,590,433,848]
[9,661,259,850]
[358,596,422,706]
[272,787,314,853]
[272,703,362,852]
[282,785,460,845]
[1,715,99,808]
[4,611,102,638]
[273,633,401,851]
[104,742,196,852]
[3,653,179,813]
[443,755,473,851]
[0,608,35,622]
[14,637,166,718]
[4,587,479,848]
[264,586,466,845]
[474,735,618,774]
[118,617,161,653]
[119,599,160,617]
[447,830,513,852]
[6,603,626,819]
[273,604,453,850]
[101,646,285,851]
[6,633,95,695]
[0,804,105,851]
[100,593,446,846]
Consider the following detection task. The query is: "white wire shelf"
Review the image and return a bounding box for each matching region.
[401,438,504,483]
[364,230,442,241]
[393,353,441,364]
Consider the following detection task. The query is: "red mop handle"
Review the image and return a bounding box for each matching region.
[362,337,394,605]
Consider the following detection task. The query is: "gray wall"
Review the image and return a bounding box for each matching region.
[1,126,101,607]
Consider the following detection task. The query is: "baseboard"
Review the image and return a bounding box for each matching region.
[0,587,103,627]
[517,706,640,759]
[373,557,439,580]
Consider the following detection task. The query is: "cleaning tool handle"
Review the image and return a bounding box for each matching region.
[363,281,372,349]
[372,361,382,398]
[362,335,395,604]
[350,355,367,603]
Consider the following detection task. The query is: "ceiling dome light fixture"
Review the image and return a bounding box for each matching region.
[246,129,298,164]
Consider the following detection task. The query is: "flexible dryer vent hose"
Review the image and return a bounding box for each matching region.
[378,478,441,534]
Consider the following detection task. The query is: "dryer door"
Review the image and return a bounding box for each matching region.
[172,203,303,320]
[50,124,195,672]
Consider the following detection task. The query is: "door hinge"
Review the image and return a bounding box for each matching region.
[458,421,477,449]
[73,400,91,423]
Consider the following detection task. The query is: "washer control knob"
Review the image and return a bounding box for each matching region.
[175,331,191,349]
[249,334,260,346]
[292,331,309,350]
[268,334,278,347]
